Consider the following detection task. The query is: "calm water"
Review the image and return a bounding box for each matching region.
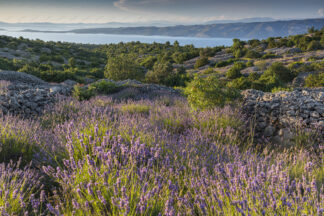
[0,30,234,48]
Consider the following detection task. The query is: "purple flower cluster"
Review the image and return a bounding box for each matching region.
[0,95,323,215]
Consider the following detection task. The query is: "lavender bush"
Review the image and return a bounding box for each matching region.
[0,95,323,215]
[0,159,46,215]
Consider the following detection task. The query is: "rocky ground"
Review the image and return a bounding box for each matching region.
[183,48,324,78]
[0,70,73,117]
[0,70,180,117]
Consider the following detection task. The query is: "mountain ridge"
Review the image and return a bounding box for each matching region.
[19,18,324,39]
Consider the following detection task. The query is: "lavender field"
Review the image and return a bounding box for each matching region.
[0,94,322,215]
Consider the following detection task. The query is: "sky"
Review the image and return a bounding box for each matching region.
[0,0,323,24]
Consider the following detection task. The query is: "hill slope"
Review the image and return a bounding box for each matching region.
[66,18,324,39]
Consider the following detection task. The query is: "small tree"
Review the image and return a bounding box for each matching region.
[184,75,240,109]
[245,50,261,59]
[307,40,322,51]
[105,56,145,81]
[68,57,76,68]
[194,57,209,69]
[145,61,173,85]
[226,62,245,79]
[320,35,324,47]
[265,62,294,83]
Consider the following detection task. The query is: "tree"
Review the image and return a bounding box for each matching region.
[173,40,180,48]
[308,26,315,34]
[226,62,245,79]
[307,40,322,51]
[184,75,239,109]
[320,35,324,47]
[245,50,261,59]
[145,61,173,85]
[232,39,245,51]
[68,57,76,68]
[104,56,145,81]
[194,57,209,69]
[264,62,294,83]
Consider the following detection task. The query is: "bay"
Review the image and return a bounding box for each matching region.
[0,30,235,48]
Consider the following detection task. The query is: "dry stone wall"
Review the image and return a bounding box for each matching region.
[242,88,324,140]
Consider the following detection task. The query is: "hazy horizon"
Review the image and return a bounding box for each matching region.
[0,0,323,24]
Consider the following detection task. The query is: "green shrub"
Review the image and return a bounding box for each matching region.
[202,67,215,75]
[215,59,235,67]
[72,84,95,101]
[0,57,18,71]
[105,56,145,81]
[73,80,120,101]
[140,56,157,69]
[305,73,324,87]
[145,62,188,87]
[234,48,247,58]
[90,80,120,94]
[307,40,322,51]
[248,72,261,81]
[261,53,277,59]
[226,62,245,79]
[145,61,173,84]
[271,86,293,93]
[255,61,268,71]
[257,73,281,91]
[227,77,251,90]
[245,50,261,59]
[320,35,324,47]
[265,62,295,83]
[194,57,209,69]
[246,61,254,67]
[184,75,240,109]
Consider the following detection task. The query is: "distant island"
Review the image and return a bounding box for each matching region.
[21,18,324,39]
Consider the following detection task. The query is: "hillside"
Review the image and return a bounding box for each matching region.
[23,18,324,39]
[0,28,323,215]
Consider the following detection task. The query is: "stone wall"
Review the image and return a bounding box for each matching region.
[242,88,324,140]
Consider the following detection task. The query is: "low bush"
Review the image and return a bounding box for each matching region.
[226,62,245,79]
[245,50,262,59]
[72,84,95,101]
[194,56,209,69]
[305,73,324,87]
[307,40,322,51]
[261,53,277,59]
[105,56,145,81]
[227,77,252,90]
[265,62,295,83]
[73,80,120,101]
[215,58,235,68]
[185,74,240,109]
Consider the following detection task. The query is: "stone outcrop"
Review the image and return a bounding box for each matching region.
[0,71,73,117]
[0,70,46,85]
[87,79,180,100]
[242,88,324,141]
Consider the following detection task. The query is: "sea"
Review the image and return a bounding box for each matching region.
[0,28,235,48]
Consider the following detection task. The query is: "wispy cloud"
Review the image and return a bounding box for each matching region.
[113,0,193,12]
[318,8,324,17]
[113,0,161,11]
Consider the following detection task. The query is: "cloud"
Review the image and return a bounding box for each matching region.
[113,0,163,11]
[318,8,324,16]
[113,0,197,12]
[203,15,226,22]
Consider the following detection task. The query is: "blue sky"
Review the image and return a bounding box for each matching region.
[0,0,323,23]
